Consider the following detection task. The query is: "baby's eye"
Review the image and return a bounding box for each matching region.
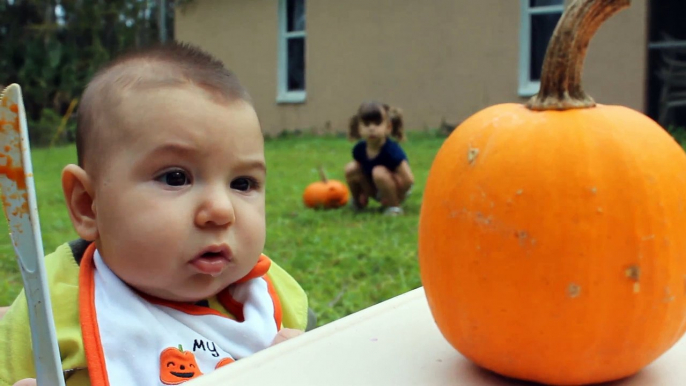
[231,177,259,192]
[156,170,190,186]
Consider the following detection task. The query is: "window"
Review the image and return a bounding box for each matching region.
[518,0,565,96]
[277,0,306,103]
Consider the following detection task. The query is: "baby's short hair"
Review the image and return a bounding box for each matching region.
[76,42,251,169]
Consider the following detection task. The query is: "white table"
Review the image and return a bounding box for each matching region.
[188,288,686,386]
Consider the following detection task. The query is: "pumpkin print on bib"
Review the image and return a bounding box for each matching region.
[159,346,203,385]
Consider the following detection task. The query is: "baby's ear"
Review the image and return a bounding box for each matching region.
[62,164,98,241]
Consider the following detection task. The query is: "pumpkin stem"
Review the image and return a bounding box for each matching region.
[525,0,630,111]
[317,165,328,183]
[178,344,183,352]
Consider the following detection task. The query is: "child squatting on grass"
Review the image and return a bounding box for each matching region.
[1,42,312,386]
[344,101,415,216]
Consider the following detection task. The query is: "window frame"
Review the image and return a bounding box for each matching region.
[518,0,565,97]
[277,0,307,104]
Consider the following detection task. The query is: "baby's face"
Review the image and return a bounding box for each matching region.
[91,85,266,302]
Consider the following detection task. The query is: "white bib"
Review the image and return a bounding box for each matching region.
[77,243,281,386]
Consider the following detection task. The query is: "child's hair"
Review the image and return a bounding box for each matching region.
[348,101,405,141]
[76,42,251,169]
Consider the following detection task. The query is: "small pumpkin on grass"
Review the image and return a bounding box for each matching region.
[418,0,686,385]
[303,165,349,209]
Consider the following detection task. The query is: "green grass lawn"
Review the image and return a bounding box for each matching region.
[0,131,447,326]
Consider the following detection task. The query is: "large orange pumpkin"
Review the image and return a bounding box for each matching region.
[303,166,349,209]
[418,0,686,385]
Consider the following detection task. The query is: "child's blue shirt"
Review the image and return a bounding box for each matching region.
[352,139,408,177]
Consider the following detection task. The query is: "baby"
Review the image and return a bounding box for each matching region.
[1,42,311,386]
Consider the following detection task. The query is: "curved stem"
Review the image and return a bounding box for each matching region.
[526,0,631,111]
[317,165,328,183]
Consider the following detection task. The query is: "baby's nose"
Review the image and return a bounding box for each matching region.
[195,190,235,227]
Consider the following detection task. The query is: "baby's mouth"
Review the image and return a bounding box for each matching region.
[190,246,232,277]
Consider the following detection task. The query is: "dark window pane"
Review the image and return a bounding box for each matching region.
[530,0,563,7]
[287,0,305,32]
[287,37,305,91]
[530,12,562,81]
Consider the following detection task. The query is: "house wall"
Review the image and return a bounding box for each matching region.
[175,0,648,135]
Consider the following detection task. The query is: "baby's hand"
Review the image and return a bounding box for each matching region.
[271,328,304,346]
[13,379,36,386]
